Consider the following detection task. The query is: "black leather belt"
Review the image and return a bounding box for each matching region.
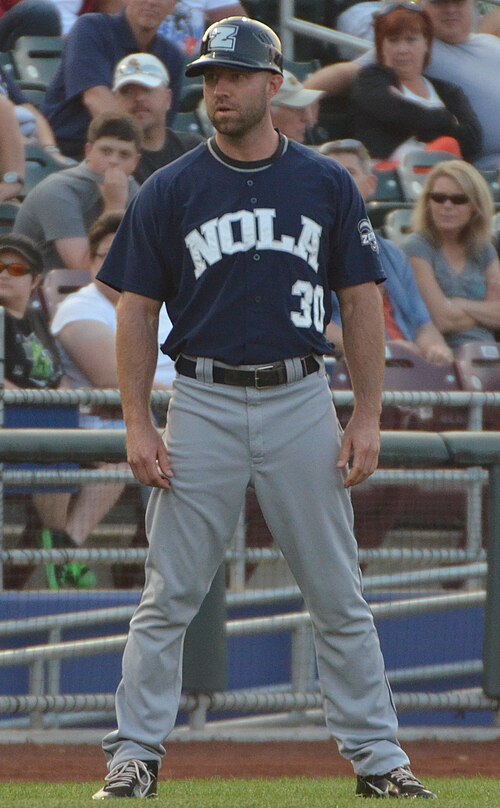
[175,354,319,388]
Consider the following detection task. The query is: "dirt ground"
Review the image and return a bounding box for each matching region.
[2,740,499,782]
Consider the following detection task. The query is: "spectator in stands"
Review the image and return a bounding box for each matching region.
[13,112,141,270]
[0,232,95,590]
[158,0,248,56]
[321,138,454,365]
[42,0,183,161]
[1,64,74,165]
[0,94,25,203]
[0,0,61,51]
[477,3,500,36]
[0,232,63,388]
[270,68,325,145]
[112,52,203,184]
[50,210,175,587]
[349,3,481,164]
[335,0,380,58]
[44,211,131,587]
[55,1,124,34]
[303,0,500,170]
[403,159,500,352]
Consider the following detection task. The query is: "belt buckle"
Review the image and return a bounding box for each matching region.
[254,363,285,388]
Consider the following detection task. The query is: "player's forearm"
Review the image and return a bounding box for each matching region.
[116,293,160,427]
[340,283,385,418]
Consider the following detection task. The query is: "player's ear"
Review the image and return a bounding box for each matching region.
[267,73,283,102]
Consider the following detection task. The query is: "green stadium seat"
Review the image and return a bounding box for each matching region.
[11,35,63,88]
[171,111,203,137]
[23,143,75,196]
[0,202,19,234]
[283,57,321,81]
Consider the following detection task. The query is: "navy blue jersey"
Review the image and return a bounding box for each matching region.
[97,137,385,365]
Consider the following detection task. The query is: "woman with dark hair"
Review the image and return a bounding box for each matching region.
[348,2,482,163]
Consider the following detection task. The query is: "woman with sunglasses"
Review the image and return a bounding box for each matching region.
[403,160,500,352]
[348,2,481,164]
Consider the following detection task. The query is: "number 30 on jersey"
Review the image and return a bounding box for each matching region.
[291,280,325,332]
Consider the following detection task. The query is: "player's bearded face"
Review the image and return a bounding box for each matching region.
[203,70,270,137]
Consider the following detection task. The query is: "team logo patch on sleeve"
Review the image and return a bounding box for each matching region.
[358,218,379,253]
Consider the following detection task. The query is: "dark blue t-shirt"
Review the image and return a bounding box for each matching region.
[97,137,385,365]
[43,11,184,151]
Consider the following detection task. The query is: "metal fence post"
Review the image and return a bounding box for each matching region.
[482,463,500,699]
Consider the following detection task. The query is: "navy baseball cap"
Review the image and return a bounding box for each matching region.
[186,16,283,77]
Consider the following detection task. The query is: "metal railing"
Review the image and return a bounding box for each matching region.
[1,426,499,733]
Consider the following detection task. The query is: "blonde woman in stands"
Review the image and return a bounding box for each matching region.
[403,160,500,353]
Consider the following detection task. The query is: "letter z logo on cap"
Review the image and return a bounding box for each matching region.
[208,25,238,51]
[357,218,379,253]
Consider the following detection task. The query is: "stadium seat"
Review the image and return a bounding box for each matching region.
[384,340,460,392]
[455,341,500,392]
[369,168,406,203]
[491,211,500,239]
[17,79,47,109]
[283,57,321,80]
[0,50,15,75]
[179,82,203,112]
[41,268,92,320]
[480,170,500,204]
[397,149,455,201]
[24,143,75,196]
[174,111,204,136]
[11,35,63,88]
[383,207,413,245]
[366,200,412,231]
[0,202,20,234]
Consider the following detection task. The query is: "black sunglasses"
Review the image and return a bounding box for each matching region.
[428,192,469,205]
[0,259,33,277]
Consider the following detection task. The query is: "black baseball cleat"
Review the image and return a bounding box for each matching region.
[356,766,437,798]
[92,759,158,799]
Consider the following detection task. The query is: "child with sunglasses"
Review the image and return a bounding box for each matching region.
[403,159,500,352]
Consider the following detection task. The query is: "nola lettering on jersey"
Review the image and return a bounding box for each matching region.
[185,208,322,279]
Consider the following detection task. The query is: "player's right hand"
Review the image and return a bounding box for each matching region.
[126,422,173,489]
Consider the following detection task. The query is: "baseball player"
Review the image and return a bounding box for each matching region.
[92,17,436,800]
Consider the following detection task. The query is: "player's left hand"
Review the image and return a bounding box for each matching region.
[336,411,380,488]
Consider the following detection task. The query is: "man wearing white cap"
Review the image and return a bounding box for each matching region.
[270,69,324,144]
[113,53,203,184]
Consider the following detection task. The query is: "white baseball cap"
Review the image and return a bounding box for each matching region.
[113,53,170,92]
[271,70,324,109]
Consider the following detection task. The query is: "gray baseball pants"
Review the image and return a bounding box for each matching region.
[102,356,409,776]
